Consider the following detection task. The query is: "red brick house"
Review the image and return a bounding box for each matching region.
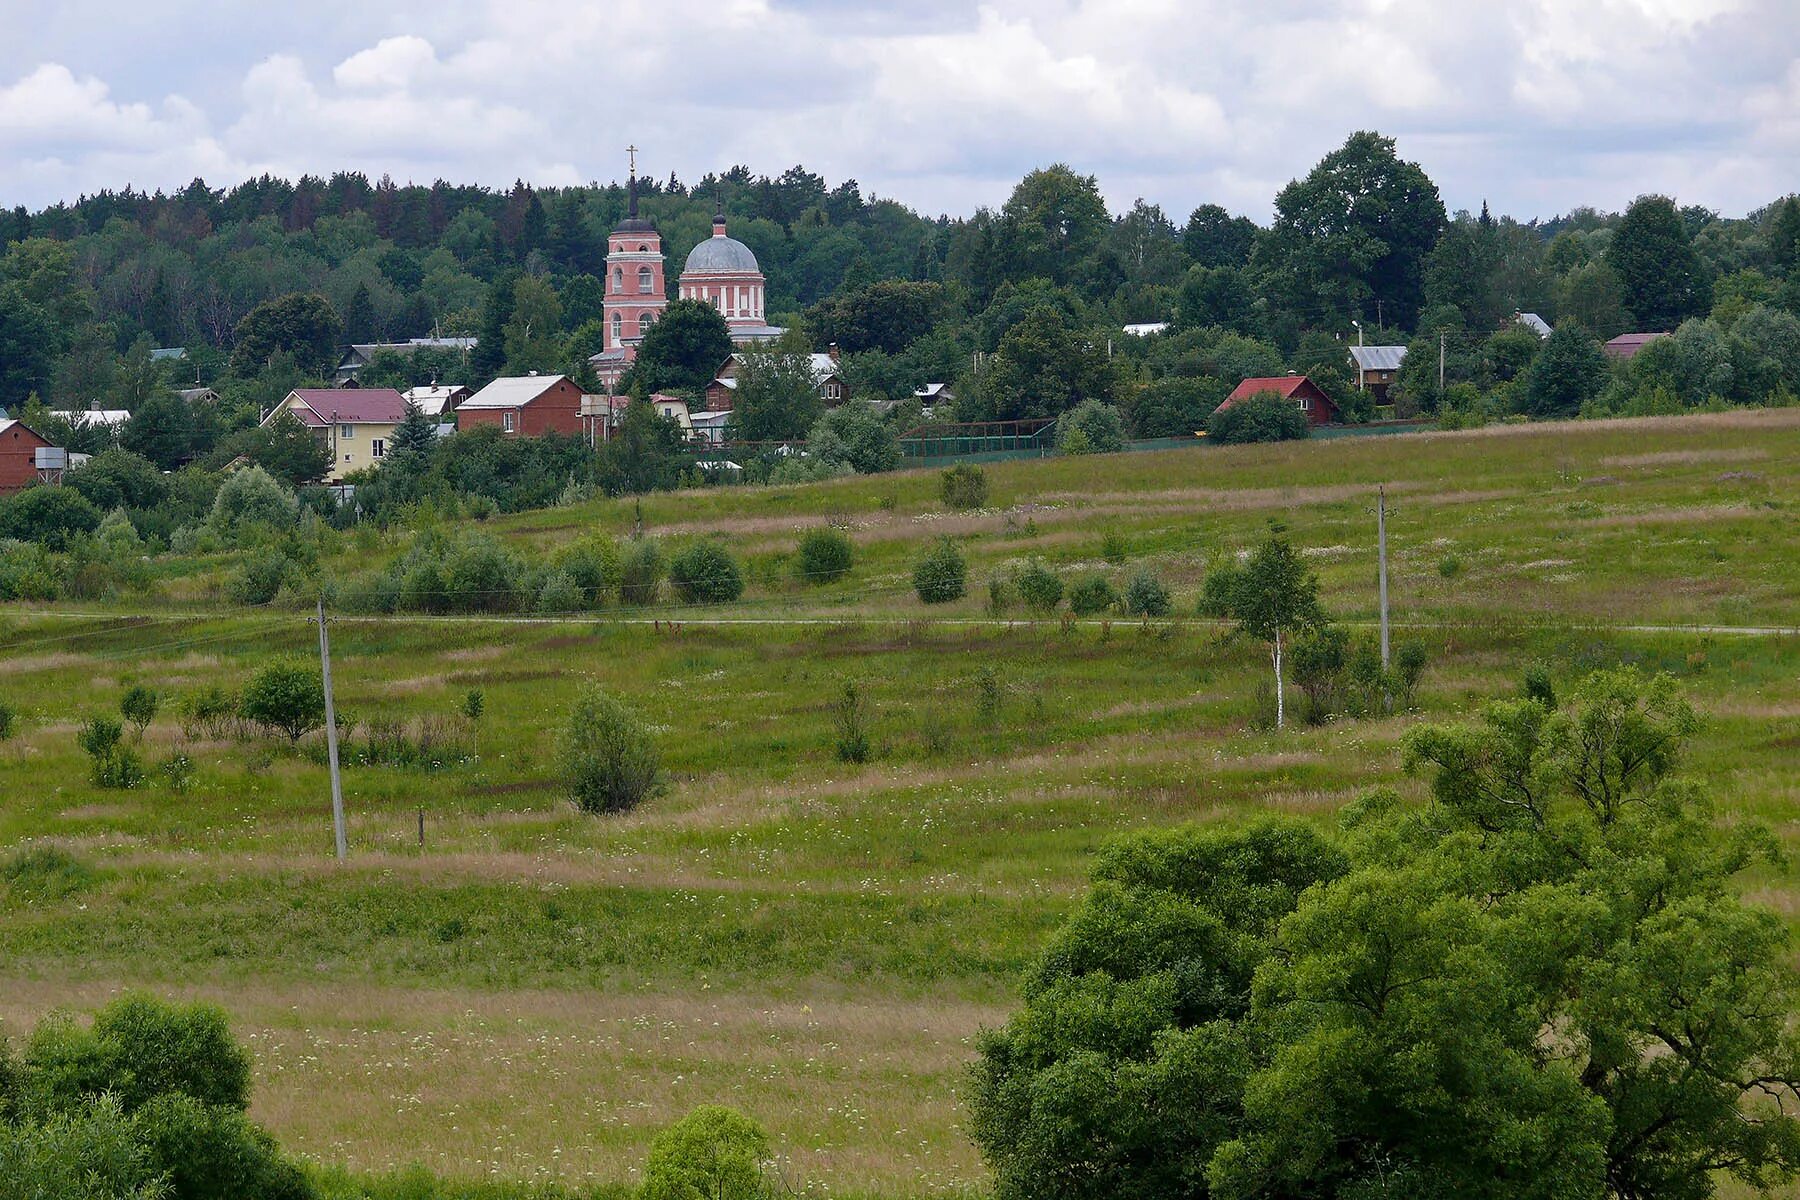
[1218,376,1339,427]
[0,420,63,494]
[455,375,585,436]
[1603,332,1669,361]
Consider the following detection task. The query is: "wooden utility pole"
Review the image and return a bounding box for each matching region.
[1377,486,1391,670]
[1438,332,1447,393]
[316,598,346,861]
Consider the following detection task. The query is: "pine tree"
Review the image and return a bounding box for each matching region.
[344,282,376,344]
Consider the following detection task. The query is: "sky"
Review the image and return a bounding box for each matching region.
[0,0,1796,223]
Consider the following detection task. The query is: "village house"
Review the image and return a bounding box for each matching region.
[334,337,477,385]
[1603,332,1670,361]
[578,393,694,444]
[401,384,471,419]
[65,403,132,438]
[1218,375,1340,427]
[1511,312,1553,339]
[456,374,585,436]
[1348,345,1406,402]
[262,387,410,482]
[702,348,847,413]
[0,420,65,494]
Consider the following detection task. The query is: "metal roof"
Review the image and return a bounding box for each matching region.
[683,233,761,274]
[274,388,409,426]
[1514,312,1552,338]
[459,375,570,410]
[1349,345,1407,372]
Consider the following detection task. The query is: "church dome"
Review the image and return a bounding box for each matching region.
[684,232,761,275]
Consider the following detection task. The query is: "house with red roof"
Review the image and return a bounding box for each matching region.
[263,387,410,481]
[1603,332,1669,361]
[1218,376,1339,427]
[0,420,64,494]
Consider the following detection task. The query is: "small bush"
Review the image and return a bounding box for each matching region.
[1014,559,1064,615]
[158,753,196,793]
[0,698,14,740]
[1292,625,1349,725]
[669,542,745,605]
[1055,399,1127,454]
[554,536,622,605]
[1394,640,1429,707]
[796,528,854,585]
[1523,663,1557,708]
[1206,393,1310,444]
[228,549,295,606]
[833,679,871,764]
[643,1106,772,1200]
[120,685,158,738]
[986,573,1016,615]
[78,716,143,788]
[558,685,662,814]
[913,539,967,604]
[1100,532,1128,564]
[1068,575,1119,616]
[973,666,1003,729]
[1438,554,1464,578]
[240,659,325,742]
[1197,562,1242,617]
[536,569,584,614]
[179,687,238,740]
[1122,568,1172,617]
[22,993,252,1117]
[620,540,664,607]
[939,463,989,510]
[133,1091,312,1200]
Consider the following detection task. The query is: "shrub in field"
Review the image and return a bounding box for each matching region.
[0,485,104,550]
[1291,625,1349,724]
[913,539,967,604]
[22,995,251,1117]
[558,685,662,814]
[208,465,298,536]
[973,666,1003,728]
[178,687,238,740]
[77,716,142,789]
[119,686,158,738]
[1393,640,1429,707]
[536,569,584,614]
[669,541,745,604]
[643,1105,773,1200]
[833,679,871,764]
[1523,663,1557,708]
[1067,574,1119,616]
[0,1094,163,1200]
[227,548,295,605]
[1055,399,1127,454]
[796,528,854,585]
[1100,531,1128,564]
[1122,567,1172,617]
[240,659,325,743]
[1206,392,1310,444]
[442,535,526,612]
[158,753,195,793]
[620,540,664,607]
[1014,559,1063,615]
[133,1091,312,1200]
[939,463,989,510]
[0,698,14,740]
[552,536,621,605]
[986,572,1016,615]
[1197,560,1242,617]
[345,716,470,771]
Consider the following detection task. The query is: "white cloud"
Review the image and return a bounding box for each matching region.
[0,0,1795,218]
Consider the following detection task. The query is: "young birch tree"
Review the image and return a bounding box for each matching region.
[1231,534,1324,730]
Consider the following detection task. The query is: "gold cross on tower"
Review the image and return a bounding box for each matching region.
[627,145,637,177]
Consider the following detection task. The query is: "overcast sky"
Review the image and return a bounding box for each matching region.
[1,0,1796,223]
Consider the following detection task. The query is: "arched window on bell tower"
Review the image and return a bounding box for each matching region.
[612,267,623,293]
[611,312,623,345]
[638,266,654,294]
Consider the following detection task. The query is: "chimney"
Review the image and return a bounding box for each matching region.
[89,400,100,412]
[828,342,840,365]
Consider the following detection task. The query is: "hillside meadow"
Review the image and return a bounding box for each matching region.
[2,408,1800,1195]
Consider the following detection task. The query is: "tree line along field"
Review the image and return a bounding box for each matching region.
[2,409,1800,1195]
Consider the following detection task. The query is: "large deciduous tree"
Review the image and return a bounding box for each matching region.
[1524,324,1612,417]
[227,293,341,378]
[629,299,734,395]
[1609,195,1712,332]
[994,165,1111,290]
[1257,131,1446,331]
[729,344,824,441]
[972,669,1800,1200]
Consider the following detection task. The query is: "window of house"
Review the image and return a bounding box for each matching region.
[638,266,653,293]
[371,439,385,458]
[339,424,354,438]
[503,412,517,433]
[1296,398,1309,411]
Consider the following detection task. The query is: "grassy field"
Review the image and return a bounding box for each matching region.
[3,408,1800,1194]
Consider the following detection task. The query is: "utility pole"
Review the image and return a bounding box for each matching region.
[316,598,346,861]
[1438,331,1447,393]
[1377,486,1391,670]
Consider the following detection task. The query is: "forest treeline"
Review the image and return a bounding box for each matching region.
[4,131,1800,458]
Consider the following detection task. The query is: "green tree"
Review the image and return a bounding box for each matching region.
[1206,393,1309,444]
[0,485,103,549]
[972,670,1800,1200]
[1124,376,1225,438]
[642,1105,772,1200]
[1226,533,1324,728]
[795,527,853,585]
[501,275,563,374]
[1173,266,1257,334]
[239,658,324,742]
[228,294,341,378]
[975,305,1114,421]
[1609,195,1712,331]
[994,165,1111,289]
[1257,131,1446,330]
[597,398,684,495]
[1055,399,1126,453]
[630,299,734,394]
[343,281,376,343]
[0,1094,165,1200]
[1524,324,1611,418]
[806,280,945,354]
[668,541,744,604]
[731,345,823,441]
[808,403,899,474]
[119,686,158,739]
[1554,260,1630,340]
[1182,203,1258,268]
[212,413,332,486]
[469,269,519,381]
[119,392,195,470]
[0,283,55,407]
[385,402,438,465]
[913,538,966,604]
[557,685,661,814]
[208,464,298,533]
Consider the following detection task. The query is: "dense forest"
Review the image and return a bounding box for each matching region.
[3,129,1800,473]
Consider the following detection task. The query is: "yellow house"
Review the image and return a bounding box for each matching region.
[262,388,410,482]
